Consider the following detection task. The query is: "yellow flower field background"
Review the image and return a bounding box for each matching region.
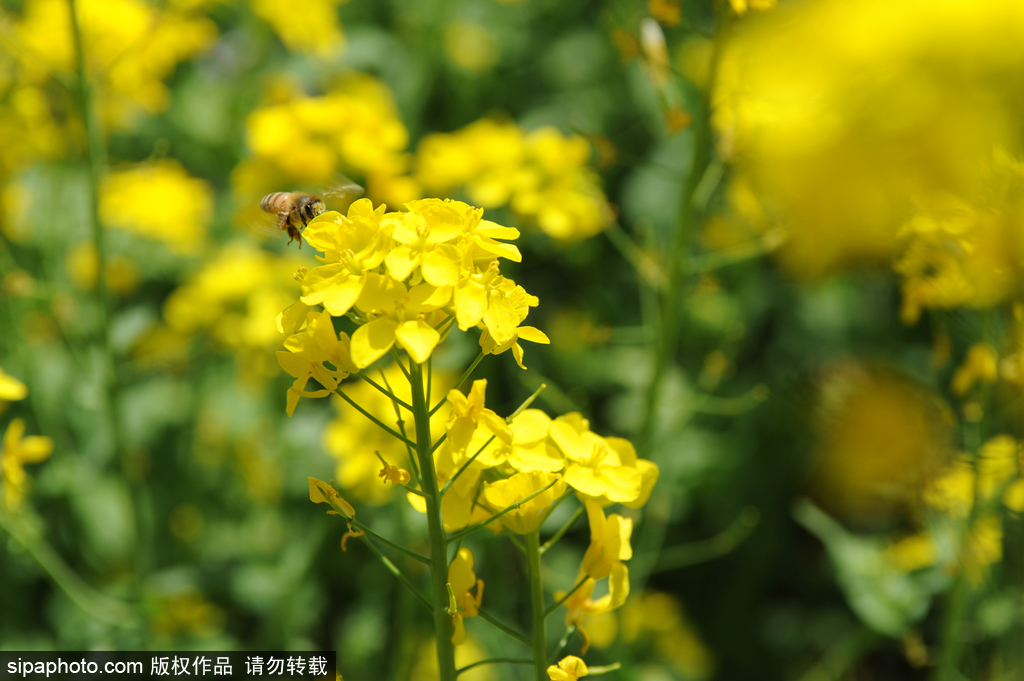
[2,0,1024,679]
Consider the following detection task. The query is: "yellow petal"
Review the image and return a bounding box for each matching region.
[516,326,550,344]
[421,244,462,287]
[455,279,488,330]
[483,290,519,346]
[385,244,421,281]
[395,319,440,365]
[300,265,365,316]
[0,369,28,401]
[351,316,400,368]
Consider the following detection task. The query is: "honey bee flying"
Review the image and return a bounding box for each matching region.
[259,178,363,247]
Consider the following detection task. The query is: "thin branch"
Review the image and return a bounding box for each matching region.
[545,576,588,617]
[357,372,413,412]
[429,432,448,455]
[348,518,430,565]
[540,504,584,554]
[456,658,533,675]
[390,347,411,382]
[441,435,495,496]
[357,534,431,612]
[335,389,416,448]
[476,608,532,647]
[430,352,485,416]
[380,369,421,487]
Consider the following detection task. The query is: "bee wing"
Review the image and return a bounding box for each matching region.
[320,174,365,211]
[246,203,287,238]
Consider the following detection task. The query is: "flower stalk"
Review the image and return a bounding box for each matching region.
[409,360,458,681]
[526,530,548,681]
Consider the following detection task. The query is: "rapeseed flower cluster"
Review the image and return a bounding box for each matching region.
[164,243,309,379]
[714,0,1024,286]
[416,119,614,240]
[249,0,348,57]
[10,0,217,130]
[0,369,53,510]
[277,197,549,413]
[100,160,214,256]
[233,74,414,220]
[887,436,1024,585]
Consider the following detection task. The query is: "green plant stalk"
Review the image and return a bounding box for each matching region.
[409,360,458,681]
[639,6,731,454]
[526,530,547,681]
[69,0,121,457]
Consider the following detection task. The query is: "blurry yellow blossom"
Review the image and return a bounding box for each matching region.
[233,74,412,215]
[13,0,217,129]
[249,0,347,57]
[950,344,999,395]
[151,590,224,639]
[548,656,588,681]
[409,635,494,681]
[619,591,715,680]
[727,0,776,14]
[0,367,28,405]
[1,418,54,510]
[100,161,213,255]
[448,548,483,645]
[444,22,499,71]
[416,119,613,240]
[480,471,565,534]
[810,365,952,525]
[886,534,938,573]
[714,0,1024,280]
[165,242,306,352]
[648,0,681,27]
[65,243,140,295]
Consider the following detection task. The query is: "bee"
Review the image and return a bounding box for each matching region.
[259,179,363,247]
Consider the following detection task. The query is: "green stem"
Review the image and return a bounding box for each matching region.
[456,659,534,675]
[357,534,432,612]
[545,576,587,617]
[540,504,583,554]
[430,352,485,416]
[69,0,121,457]
[0,509,140,628]
[348,518,430,565]
[357,372,413,412]
[335,388,416,448]
[477,607,532,647]
[409,361,458,681]
[526,531,548,681]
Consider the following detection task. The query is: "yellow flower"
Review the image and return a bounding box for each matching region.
[548,656,588,681]
[445,379,513,459]
[277,308,358,415]
[100,160,213,255]
[556,575,628,655]
[481,471,566,535]
[728,0,776,14]
[714,0,1024,280]
[477,277,550,369]
[549,414,646,504]
[249,0,347,57]
[1,418,54,510]
[349,273,449,367]
[14,0,217,129]
[298,199,390,316]
[448,548,484,645]
[581,500,633,581]
[415,120,613,240]
[0,367,28,405]
[375,451,411,486]
[308,477,363,550]
[950,343,999,395]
